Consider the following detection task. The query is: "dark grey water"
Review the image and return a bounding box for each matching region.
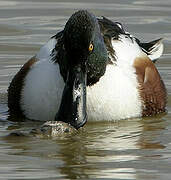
[0,0,171,179]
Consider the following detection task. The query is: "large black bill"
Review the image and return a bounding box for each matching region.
[55,66,87,129]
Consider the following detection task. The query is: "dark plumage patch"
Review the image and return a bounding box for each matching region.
[52,11,108,86]
[8,57,37,118]
[52,10,98,84]
[98,17,125,63]
[53,16,120,67]
[53,16,120,68]
[52,31,68,82]
[63,10,95,63]
[137,38,162,53]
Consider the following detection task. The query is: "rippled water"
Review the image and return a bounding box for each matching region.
[0,0,171,179]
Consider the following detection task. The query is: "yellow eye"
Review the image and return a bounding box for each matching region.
[89,43,94,52]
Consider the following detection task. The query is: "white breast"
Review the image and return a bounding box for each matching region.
[20,37,65,121]
[86,34,146,121]
[20,59,65,121]
[22,62,142,122]
[87,64,142,121]
[21,59,142,122]
[86,35,144,121]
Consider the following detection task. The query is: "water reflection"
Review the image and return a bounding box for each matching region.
[57,116,167,179]
[0,99,169,179]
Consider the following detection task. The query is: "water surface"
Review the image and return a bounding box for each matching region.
[0,0,171,179]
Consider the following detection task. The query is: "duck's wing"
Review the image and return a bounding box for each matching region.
[98,17,164,63]
[136,38,164,63]
[134,57,167,116]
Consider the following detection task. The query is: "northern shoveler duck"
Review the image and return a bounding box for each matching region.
[8,10,167,129]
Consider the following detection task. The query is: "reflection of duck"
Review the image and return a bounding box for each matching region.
[2,112,166,179]
[57,117,166,179]
[8,10,167,129]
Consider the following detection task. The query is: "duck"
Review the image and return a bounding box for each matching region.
[8,10,167,129]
